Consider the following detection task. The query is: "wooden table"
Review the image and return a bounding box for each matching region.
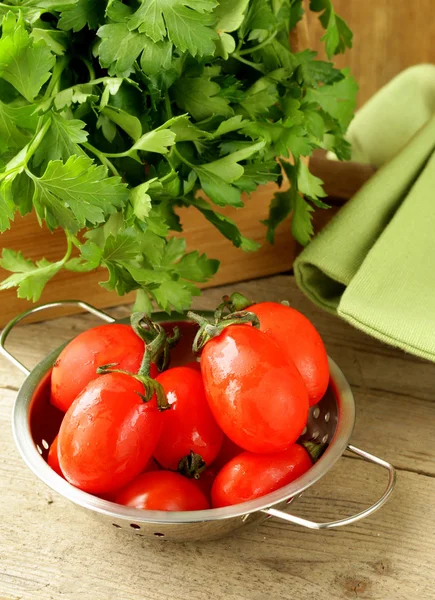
[1,276,434,600]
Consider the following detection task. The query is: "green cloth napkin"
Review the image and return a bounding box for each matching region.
[294,67,435,361]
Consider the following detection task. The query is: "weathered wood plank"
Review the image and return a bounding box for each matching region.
[1,276,435,600]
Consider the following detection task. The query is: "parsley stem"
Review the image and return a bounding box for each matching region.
[0,117,52,183]
[231,53,265,73]
[83,142,120,177]
[44,56,68,99]
[238,30,278,55]
[164,91,172,120]
[172,146,196,170]
[82,58,96,81]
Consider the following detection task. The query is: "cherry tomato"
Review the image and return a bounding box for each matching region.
[153,366,223,470]
[211,444,312,507]
[194,466,218,498]
[200,325,309,453]
[213,435,243,471]
[58,373,162,494]
[184,360,201,371]
[115,471,210,511]
[51,324,156,413]
[47,435,63,478]
[143,457,161,472]
[250,302,329,406]
[193,437,242,498]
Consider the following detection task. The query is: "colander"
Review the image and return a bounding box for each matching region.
[1,301,396,542]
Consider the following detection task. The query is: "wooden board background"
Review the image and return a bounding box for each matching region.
[307,0,435,108]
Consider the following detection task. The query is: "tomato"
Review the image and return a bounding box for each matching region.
[51,324,156,413]
[143,457,161,472]
[213,435,243,471]
[211,444,312,508]
[115,471,210,511]
[153,366,223,470]
[194,466,218,498]
[47,435,63,478]
[249,302,329,406]
[200,325,309,453]
[184,360,201,371]
[193,437,242,498]
[58,373,162,494]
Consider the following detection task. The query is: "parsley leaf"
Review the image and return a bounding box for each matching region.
[0,100,37,155]
[128,0,218,57]
[291,193,314,246]
[0,249,65,301]
[33,113,87,168]
[173,73,233,121]
[58,0,106,32]
[297,159,327,204]
[310,0,353,58]
[0,179,15,232]
[189,196,260,251]
[304,69,358,128]
[0,13,55,102]
[97,24,148,77]
[28,156,129,233]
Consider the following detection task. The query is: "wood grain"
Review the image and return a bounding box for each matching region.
[307,0,435,108]
[1,276,435,600]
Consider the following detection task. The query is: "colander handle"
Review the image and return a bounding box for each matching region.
[0,301,115,376]
[261,445,396,530]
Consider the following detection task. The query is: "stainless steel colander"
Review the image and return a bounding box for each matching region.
[1,301,396,542]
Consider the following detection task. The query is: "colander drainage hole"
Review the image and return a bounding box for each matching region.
[130,524,141,530]
[154,533,165,537]
[41,439,49,450]
[112,523,121,528]
[313,407,320,419]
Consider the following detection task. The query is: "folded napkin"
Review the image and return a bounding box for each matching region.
[294,66,435,361]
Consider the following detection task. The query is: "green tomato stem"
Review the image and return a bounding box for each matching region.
[96,364,170,411]
[178,451,206,479]
[187,309,260,354]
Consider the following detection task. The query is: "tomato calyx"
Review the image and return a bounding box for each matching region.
[96,364,171,411]
[217,292,253,314]
[130,312,180,374]
[178,450,207,480]
[187,309,260,354]
[301,441,328,463]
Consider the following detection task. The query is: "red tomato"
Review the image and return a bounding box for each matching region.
[47,435,63,478]
[115,471,210,511]
[194,466,218,498]
[58,373,162,494]
[211,444,312,507]
[51,324,156,413]
[200,325,309,453]
[184,360,201,371]
[143,457,161,473]
[153,366,223,470]
[195,435,243,498]
[249,302,329,406]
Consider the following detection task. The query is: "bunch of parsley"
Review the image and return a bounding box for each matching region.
[0,0,356,312]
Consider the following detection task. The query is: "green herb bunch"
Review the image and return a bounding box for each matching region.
[0,0,356,312]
